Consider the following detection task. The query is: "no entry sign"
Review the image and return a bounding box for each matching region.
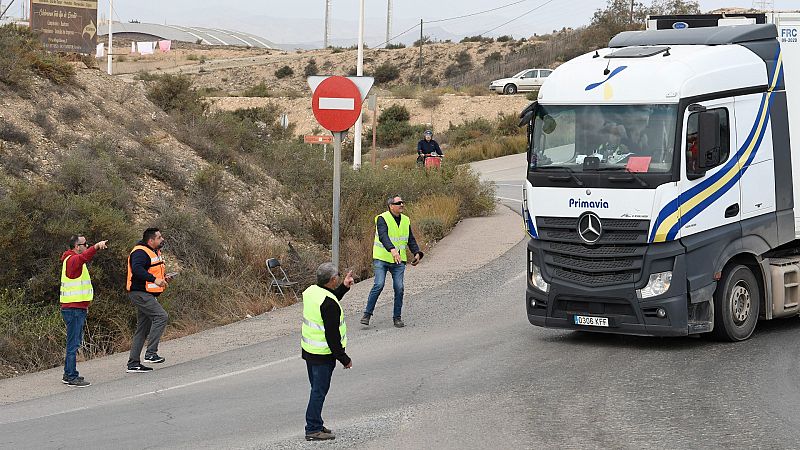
[309,76,374,132]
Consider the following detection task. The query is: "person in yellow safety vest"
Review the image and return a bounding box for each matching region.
[301,262,354,441]
[59,235,108,387]
[126,227,175,373]
[360,195,423,328]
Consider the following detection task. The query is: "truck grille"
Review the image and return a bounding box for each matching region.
[536,216,649,287]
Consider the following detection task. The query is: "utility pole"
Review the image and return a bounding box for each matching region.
[385,0,392,48]
[323,0,331,49]
[418,19,423,87]
[353,0,364,169]
[107,0,113,75]
[629,0,634,25]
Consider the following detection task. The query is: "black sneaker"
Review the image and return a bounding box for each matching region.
[126,364,153,373]
[393,317,405,328]
[144,354,165,364]
[66,378,91,387]
[305,430,335,441]
[360,314,370,325]
[62,375,84,384]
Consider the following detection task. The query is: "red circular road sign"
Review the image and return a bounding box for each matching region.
[312,76,363,132]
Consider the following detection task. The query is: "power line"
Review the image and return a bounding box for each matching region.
[480,0,559,36]
[426,0,532,24]
[372,21,420,48]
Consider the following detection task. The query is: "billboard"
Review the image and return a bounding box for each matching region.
[30,0,98,54]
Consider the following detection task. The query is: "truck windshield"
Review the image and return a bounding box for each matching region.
[529,104,678,175]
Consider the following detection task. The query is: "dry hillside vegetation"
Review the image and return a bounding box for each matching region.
[0,24,498,378]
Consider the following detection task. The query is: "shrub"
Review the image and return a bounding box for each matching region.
[60,104,83,124]
[446,117,494,146]
[460,35,493,43]
[377,121,426,147]
[413,36,431,47]
[145,74,207,116]
[497,35,514,42]
[373,62,400,84]
[379,104,410,123]
[483,51,503,67]
[0,24,75,89]
[0,120,30,145]
[526,89,539,101]
[304,58,318,77]
[385,43,406,49]
[275,65,294,79]
[390,84,419,99]
[419,93,442,109]
[241,81,271,97]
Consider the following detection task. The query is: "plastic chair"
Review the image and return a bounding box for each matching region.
[266,258,299,300]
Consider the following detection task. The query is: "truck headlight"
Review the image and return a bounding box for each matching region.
[530,263,549,293]
[637,271,672,298]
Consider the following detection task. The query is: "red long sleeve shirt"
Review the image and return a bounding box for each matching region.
[60,246,97,310]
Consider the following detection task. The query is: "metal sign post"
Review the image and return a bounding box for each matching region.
[331,131,345,268]
[308,75,374,267]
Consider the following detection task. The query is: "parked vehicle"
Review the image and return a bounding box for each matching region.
[520,12,800,341]
[489,68,553,95]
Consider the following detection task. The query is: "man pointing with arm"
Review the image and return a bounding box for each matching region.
[302,262,354,441]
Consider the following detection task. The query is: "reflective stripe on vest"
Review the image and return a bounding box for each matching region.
[300,284,347,355]
[372,211,410,264]
[60,255,93,304]
[126,245,166,293]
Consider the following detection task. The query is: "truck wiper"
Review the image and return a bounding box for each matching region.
[536,166,584,186]
[595,167,648,187]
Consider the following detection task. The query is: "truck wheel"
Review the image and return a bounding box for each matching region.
[503,84,517,95]
[711,264,760,341]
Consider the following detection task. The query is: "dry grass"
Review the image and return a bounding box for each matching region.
[407,195,461,245]
[383,134,526,170]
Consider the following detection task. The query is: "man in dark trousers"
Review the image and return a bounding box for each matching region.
[301,262,354,441]
[126,227,173,373]
[361,195,423,328]
[59,235,108,387]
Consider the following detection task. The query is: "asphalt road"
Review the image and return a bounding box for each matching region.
[4,154,800,448]
[471,153,526,211]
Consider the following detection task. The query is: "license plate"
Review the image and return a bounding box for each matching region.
[574,315,609,327]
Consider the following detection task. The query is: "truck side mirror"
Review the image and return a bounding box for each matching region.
[697,111,721,169]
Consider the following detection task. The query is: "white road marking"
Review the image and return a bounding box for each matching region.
[497,196,522,203]
[494,183,522,187]
[0,356,299,425]
[319,98,355,110]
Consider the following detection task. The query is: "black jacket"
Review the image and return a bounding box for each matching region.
[128,241,161,295]
[417,139,442,156]
[302,283,352,366]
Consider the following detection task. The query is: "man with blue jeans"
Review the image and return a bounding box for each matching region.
[59,235,108,387]
[302,262,354,441]
[361,195,423,328]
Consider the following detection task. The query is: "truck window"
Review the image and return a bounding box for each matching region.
[686,108,729,176]
[530,104,677,174]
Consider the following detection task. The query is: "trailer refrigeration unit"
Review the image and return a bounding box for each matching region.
[520,13,800,340]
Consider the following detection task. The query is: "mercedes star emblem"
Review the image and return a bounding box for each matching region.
[577,212,602,244]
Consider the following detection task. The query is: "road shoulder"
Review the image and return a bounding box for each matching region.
[0,204,524,405]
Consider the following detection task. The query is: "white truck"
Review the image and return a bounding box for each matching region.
[520,13,800,340]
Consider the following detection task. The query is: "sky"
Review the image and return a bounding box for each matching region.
[4,0,798,45]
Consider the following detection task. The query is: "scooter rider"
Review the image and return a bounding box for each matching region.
[417,130,443,162]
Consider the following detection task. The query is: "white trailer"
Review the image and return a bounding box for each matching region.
[521,13,800,340]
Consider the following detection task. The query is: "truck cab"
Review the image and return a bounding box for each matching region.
[522,13,800,340]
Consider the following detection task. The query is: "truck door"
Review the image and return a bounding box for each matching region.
[676,99,738,240]
[735,93,776,220]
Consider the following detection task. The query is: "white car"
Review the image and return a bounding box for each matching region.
[489,68,553,95]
